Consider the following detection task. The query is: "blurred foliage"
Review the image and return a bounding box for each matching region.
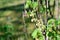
[0,0,25,8]
[0,0,60,40]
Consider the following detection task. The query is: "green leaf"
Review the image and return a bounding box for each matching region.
[26,0,31,5]
[27,11,31,15]
[58,20,60,25]
[25,0,31,9]
[25,4,29,9]
[55,20,60,25]
[48,32,53,37]
[31,2,38,9]
[55,20,58,25]
[57,35,60,40]
[39,6,43,13]
[4,24,14,34]
[48,19,55,24]
[32,29,38,38]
